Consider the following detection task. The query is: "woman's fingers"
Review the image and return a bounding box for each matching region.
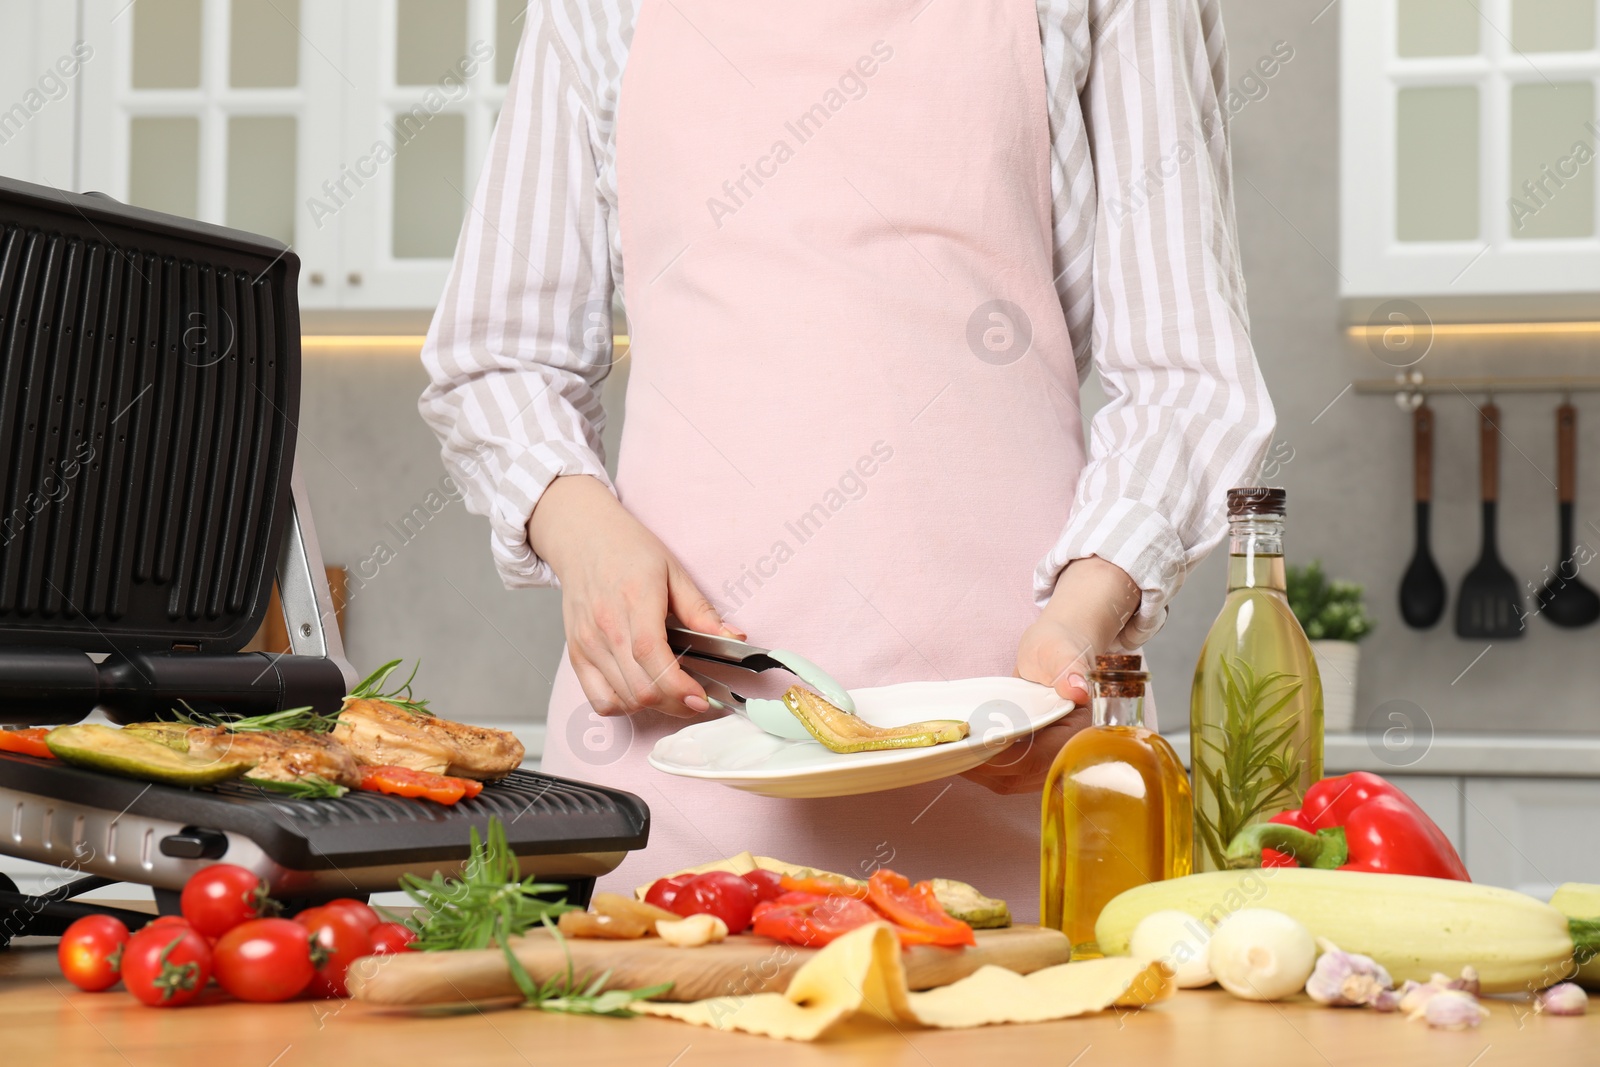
[568,648,625,718]
[666,561,746,640]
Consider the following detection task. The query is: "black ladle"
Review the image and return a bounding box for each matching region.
[1399,402,1447,628]
[1538,402,1600,627]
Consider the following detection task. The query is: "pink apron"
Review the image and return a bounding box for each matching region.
[539,0,1086,920]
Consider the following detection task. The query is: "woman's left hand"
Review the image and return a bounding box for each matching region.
[961,556,1142,795]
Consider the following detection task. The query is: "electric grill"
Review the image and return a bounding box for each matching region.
[0,176,647,942]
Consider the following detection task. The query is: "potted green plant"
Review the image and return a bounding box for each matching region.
[1285,561,1375,734]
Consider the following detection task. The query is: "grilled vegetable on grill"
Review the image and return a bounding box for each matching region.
[335,698,524,779]
[125,715,362,794]
[46,724,252,787]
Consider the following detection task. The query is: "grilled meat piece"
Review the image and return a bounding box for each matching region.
[183,727,364,787]
[334,698,524,780]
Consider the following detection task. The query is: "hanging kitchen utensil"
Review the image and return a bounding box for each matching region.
[1455,402,1525,639]
[1537,402,1600,627]
[1399,402,1447,628]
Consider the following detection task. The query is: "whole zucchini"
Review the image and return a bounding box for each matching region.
[1549,883,1600,989]
[1095,868,1600,993]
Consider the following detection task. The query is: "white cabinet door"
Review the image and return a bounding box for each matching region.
[1463,778,1600,897]
[334,0,522,309]
[0,1,82,189]
[78,0,345,310]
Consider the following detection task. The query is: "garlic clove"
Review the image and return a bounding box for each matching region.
[655,913,729,948]
[1420,989,1489,1030]
[1305,947,1394,1006]
[1535,982,1588,1016]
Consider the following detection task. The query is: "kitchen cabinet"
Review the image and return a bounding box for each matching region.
[68,0,526,313]
[1342,0,1600,303]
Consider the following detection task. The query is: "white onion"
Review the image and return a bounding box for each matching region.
[1129,909,1215,988]
[1207,908,1318,1001]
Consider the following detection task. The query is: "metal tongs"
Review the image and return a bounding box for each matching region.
[666,624,850,739]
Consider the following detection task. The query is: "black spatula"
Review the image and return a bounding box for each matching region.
[1455,402,1525,639]
[1538,402,1600,627]
[1399,403,1447,628]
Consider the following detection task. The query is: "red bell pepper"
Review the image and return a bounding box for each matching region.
[864,870,976,947]
[0,728,55,760]
[357,765,484,805]
[778,874,868,899]
[1226,771,1470,881]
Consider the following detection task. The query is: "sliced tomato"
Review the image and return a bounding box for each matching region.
[356,766,483,805]
[778,874,868,899]
[865,870,974,947]
[751,893,880,947]
[0,728,55,759]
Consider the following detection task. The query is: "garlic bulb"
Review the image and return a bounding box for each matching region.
[1206,908,1317,1001]
[1304,940,1393,1006]
[1129,909,1215,989]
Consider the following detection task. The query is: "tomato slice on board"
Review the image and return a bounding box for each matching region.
[865,870,975,947]
[752,893,881,947]
[0,728,55,759]
[356,766,482,805]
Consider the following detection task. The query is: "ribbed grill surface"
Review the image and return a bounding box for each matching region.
[0,223,289,636]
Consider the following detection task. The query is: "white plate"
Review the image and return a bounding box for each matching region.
[648,677,1074,798]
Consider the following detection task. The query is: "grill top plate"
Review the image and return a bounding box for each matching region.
[0,177,298,651]
[0,751,649,871]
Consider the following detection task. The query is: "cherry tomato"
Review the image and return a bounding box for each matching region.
[146,915,192,931]
[213,918,318,1002]
[318,898,381,933]
[670,871,758,933]
[742,869,785,904]
[296,907,372,998]
[120,925,212,1007]
[366,921,418,955]
[180,864,276,939]
[644,875,692,911]
[57,915,129,992]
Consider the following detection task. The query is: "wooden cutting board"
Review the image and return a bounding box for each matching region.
[349,925,1072,1005]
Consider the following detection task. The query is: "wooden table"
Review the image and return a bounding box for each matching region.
[3,934,1595,1066]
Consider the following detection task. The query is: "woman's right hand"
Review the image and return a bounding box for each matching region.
[527,475,742,718]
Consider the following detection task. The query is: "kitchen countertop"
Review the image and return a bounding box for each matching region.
[1,934,1590,1066]
[1163,731,1600,778]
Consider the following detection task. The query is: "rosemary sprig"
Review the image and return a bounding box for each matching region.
[172,701,339,734]
[399,818,575,951]
[1195,657,1310,868]
[350,659,434,716]
[401,817,670,1015]
[243,774,349,799]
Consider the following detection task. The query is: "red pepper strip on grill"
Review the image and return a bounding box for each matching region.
[0,728,55,760]
[865,870,976,947]
[778,874,868,899]
[357,765,484,805]
[1226,771,1470,881]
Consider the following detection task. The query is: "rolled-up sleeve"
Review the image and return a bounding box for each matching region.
[1034,0,1276,646]
[418,4,618,589]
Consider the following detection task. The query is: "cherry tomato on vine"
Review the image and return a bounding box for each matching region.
[670,871,758,933]
[57,915,129,992]
[120,925,212,1007]
[318,898,380,933]
[180,864,276,939]
[295,907,372,998]
[213,918,318,1002]
[742,869,785,904]
[366,922,418,955]
[644,875,692,911]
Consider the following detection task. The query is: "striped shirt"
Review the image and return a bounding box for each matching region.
[417,0,1276,645]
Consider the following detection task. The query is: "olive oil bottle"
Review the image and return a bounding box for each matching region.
[1041,654,1192,957]
[1190,487,1323,872]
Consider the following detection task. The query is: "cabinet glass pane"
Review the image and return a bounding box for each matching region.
[392,113,465,258]
[129,117,200,219]
[396,0,468,86]
[230,0,301,88]
[227,117,298,245]
[1509,83,1594,239]
[1512,0,1595,53]
[132,0,203,89]
[497,0,527,83]
[1397,0,1480,57]
[1396,86,1479,241]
